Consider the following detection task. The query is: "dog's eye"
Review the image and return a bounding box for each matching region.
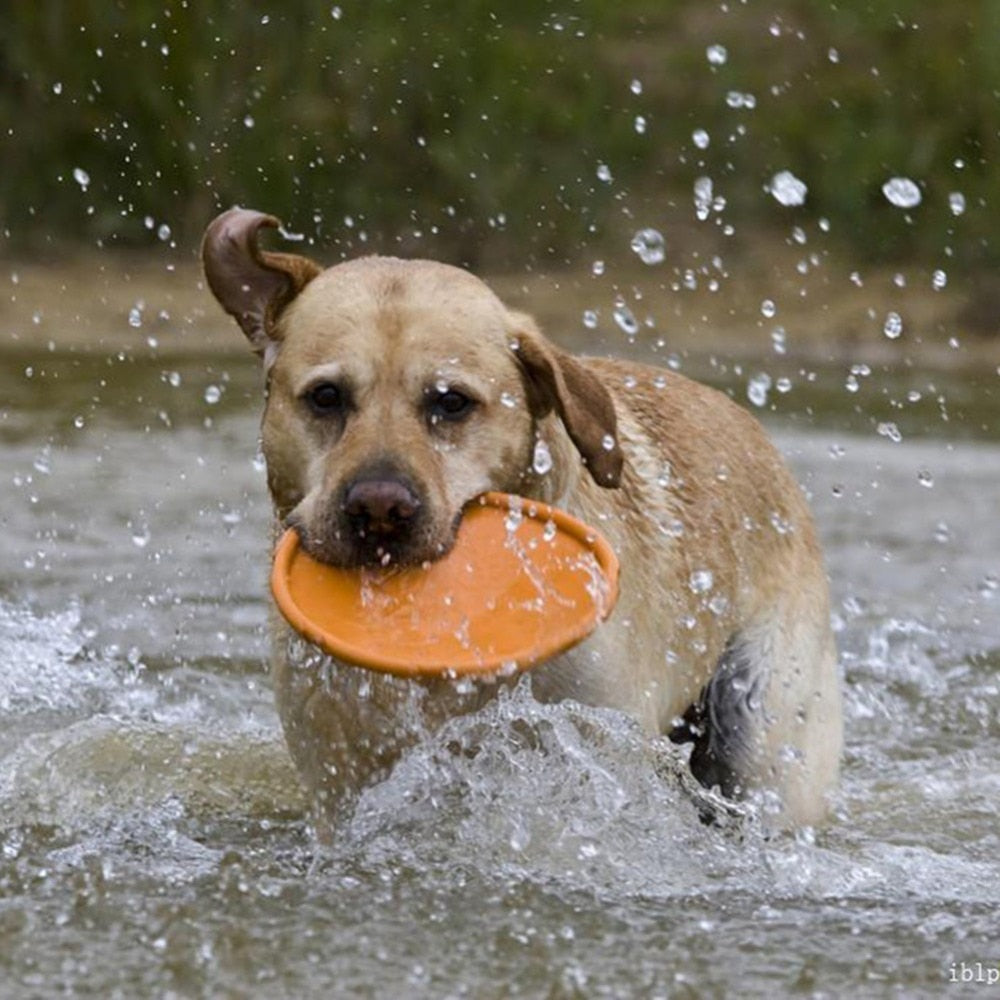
[305,382,344,414]
[428,389,475,423]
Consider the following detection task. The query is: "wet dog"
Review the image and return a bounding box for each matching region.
[202,208,842,834]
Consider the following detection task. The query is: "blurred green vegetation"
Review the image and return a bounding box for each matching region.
[1,1,997,271]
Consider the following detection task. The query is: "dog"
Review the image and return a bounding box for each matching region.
[202,207,842,836]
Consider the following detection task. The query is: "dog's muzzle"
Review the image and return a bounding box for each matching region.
[342,477,422,542]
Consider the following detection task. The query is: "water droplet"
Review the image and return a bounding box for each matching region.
[634,115,647,135]
[596,163,613,184]
[52,81,63,95]
[770,511,792,535]
[543,519,557,542]
[882,177,921,208]
[499,391,517,409]
[131,525,151,548]
[166,371,182,388]
[775,377,792,393]
[612,301,639,337]
[243,114,255,129]
[877,421,902,443]
[694,176,714,220]
[768,171,807,207]
[933,521,950,543]
[157,223,171,242]
[771,327,787,354]
[689,569,714,594]
[591,260,605,276]
[917,470,934,488]
[73,415,85,429]
[630,78,643,95]
[629,228,665,265]
[708,594,729,616]
[204,384,222,405]
[845,374,860,393]
[706,44,728,66]
[932,269,947,290]
[828,47,840,63]
[747,373,772,407]
[948,191,966,216]
[331,6,343,19]
[504,507,523,534]
[532,439,553,475]
[601,434,616,452]
[582,309,598,329]
[692,128,710,149]
[883,311,903,339]
[726,91,756,110]
[128,305,143,328]
[760,299,776,318]
[72,167,90,191]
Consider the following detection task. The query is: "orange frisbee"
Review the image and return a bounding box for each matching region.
[270,492,619,678]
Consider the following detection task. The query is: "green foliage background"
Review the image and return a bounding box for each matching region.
[1,1,996,269]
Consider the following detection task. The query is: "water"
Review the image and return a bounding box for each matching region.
[2,343,999,997]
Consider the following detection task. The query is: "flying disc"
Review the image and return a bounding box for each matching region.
[270,492,619,678]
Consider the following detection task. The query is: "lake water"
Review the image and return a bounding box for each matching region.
[1,340,998,997]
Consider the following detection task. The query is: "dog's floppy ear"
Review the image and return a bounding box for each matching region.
[201,208,322,357]
[511,316,623,489]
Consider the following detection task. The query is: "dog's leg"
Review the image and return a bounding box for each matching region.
[669,637,761,801]
[671,601,842,827]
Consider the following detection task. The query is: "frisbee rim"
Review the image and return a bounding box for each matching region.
[269,491,619,678]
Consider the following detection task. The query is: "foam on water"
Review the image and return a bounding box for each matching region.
[0,602,105,715]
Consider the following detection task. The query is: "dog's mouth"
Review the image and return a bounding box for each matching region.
[286,497,464,571]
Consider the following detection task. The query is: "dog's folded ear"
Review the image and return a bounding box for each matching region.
[201,208,322,358]
[511,316,624,489]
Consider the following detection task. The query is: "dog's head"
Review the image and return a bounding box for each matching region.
[202,208,623,568]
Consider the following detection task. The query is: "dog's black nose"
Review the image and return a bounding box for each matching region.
[342,479,421,538]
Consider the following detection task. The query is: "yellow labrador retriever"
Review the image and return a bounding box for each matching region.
[202,208,842,834]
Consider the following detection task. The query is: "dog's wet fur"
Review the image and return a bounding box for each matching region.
[203,208,843,836]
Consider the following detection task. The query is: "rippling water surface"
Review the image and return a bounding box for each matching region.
[1,345,998,997]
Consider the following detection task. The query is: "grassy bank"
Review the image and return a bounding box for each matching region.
[2,1,999,289]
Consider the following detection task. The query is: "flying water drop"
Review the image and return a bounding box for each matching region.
[612,301,639,338]
[747,373,772,407]
[630,228,665,265]
[768,171,807,207]
[532,440,553,476]
[882,177,921,208]
[883,312,903,339]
